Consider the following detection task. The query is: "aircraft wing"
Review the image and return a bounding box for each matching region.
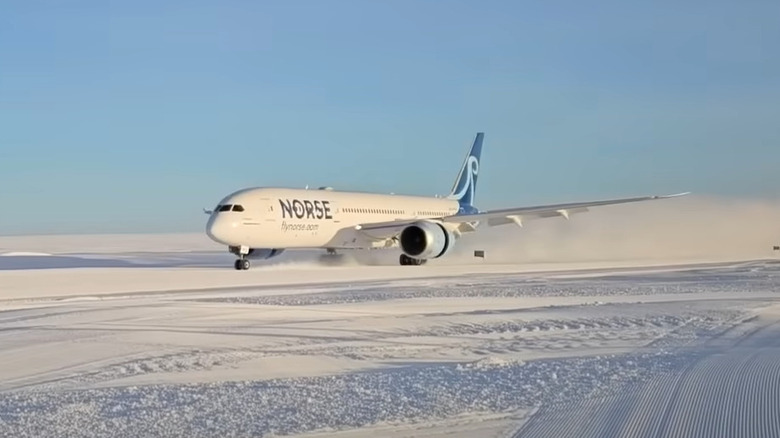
[354,192,689,240]
[441,192,690,227]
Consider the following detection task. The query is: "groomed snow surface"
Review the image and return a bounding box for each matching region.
[1,233,780,437]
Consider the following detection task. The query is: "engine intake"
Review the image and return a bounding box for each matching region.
[399,221,454,259]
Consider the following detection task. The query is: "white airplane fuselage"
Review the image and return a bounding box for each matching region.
[205,133,687,270]
[206,187,459,250]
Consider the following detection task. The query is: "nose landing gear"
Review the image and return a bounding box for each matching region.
[229,245,251,270]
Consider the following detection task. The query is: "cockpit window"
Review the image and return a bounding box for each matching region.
[232,205,244,212]
[218,204,232,212]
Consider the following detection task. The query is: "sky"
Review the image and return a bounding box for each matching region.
[1,0,779,235]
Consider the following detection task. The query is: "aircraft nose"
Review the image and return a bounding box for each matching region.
[206,214,237,246]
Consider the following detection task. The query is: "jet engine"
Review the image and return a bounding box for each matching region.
[399,221,455,259]
[245,248,285,260]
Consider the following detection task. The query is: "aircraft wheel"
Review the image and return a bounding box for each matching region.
[234,259,250,270]
[400,254,425,266]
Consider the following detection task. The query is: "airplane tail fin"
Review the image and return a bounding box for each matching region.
[447,132,483,212]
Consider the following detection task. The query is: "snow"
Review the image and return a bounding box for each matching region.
[1,233,779,437]
[515,305,780,438]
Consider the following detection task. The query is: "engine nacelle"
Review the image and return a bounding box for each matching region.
[245,248,285,260]
[399,221,455,259]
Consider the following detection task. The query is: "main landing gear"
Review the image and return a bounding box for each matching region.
[319,248,345,265]
[399,254,426,266]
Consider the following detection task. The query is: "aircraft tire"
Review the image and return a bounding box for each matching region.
[400,254,425,266]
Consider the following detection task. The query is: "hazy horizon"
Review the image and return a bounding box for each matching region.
[2,1,779,235]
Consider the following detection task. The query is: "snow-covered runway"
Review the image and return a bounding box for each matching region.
[1,246,779,437]
[515,310,780,438]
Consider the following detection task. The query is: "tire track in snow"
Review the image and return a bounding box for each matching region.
[514,320,780,438]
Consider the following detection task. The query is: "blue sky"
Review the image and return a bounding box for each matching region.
[1,0,778,235]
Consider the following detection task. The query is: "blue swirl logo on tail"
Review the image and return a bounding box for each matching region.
[448,132,484,214]
[449,155,479,205]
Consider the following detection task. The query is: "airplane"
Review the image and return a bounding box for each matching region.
[205,133,689,270]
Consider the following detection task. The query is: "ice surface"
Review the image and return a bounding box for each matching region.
[514,306,780,438]
[1,233,779,437]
